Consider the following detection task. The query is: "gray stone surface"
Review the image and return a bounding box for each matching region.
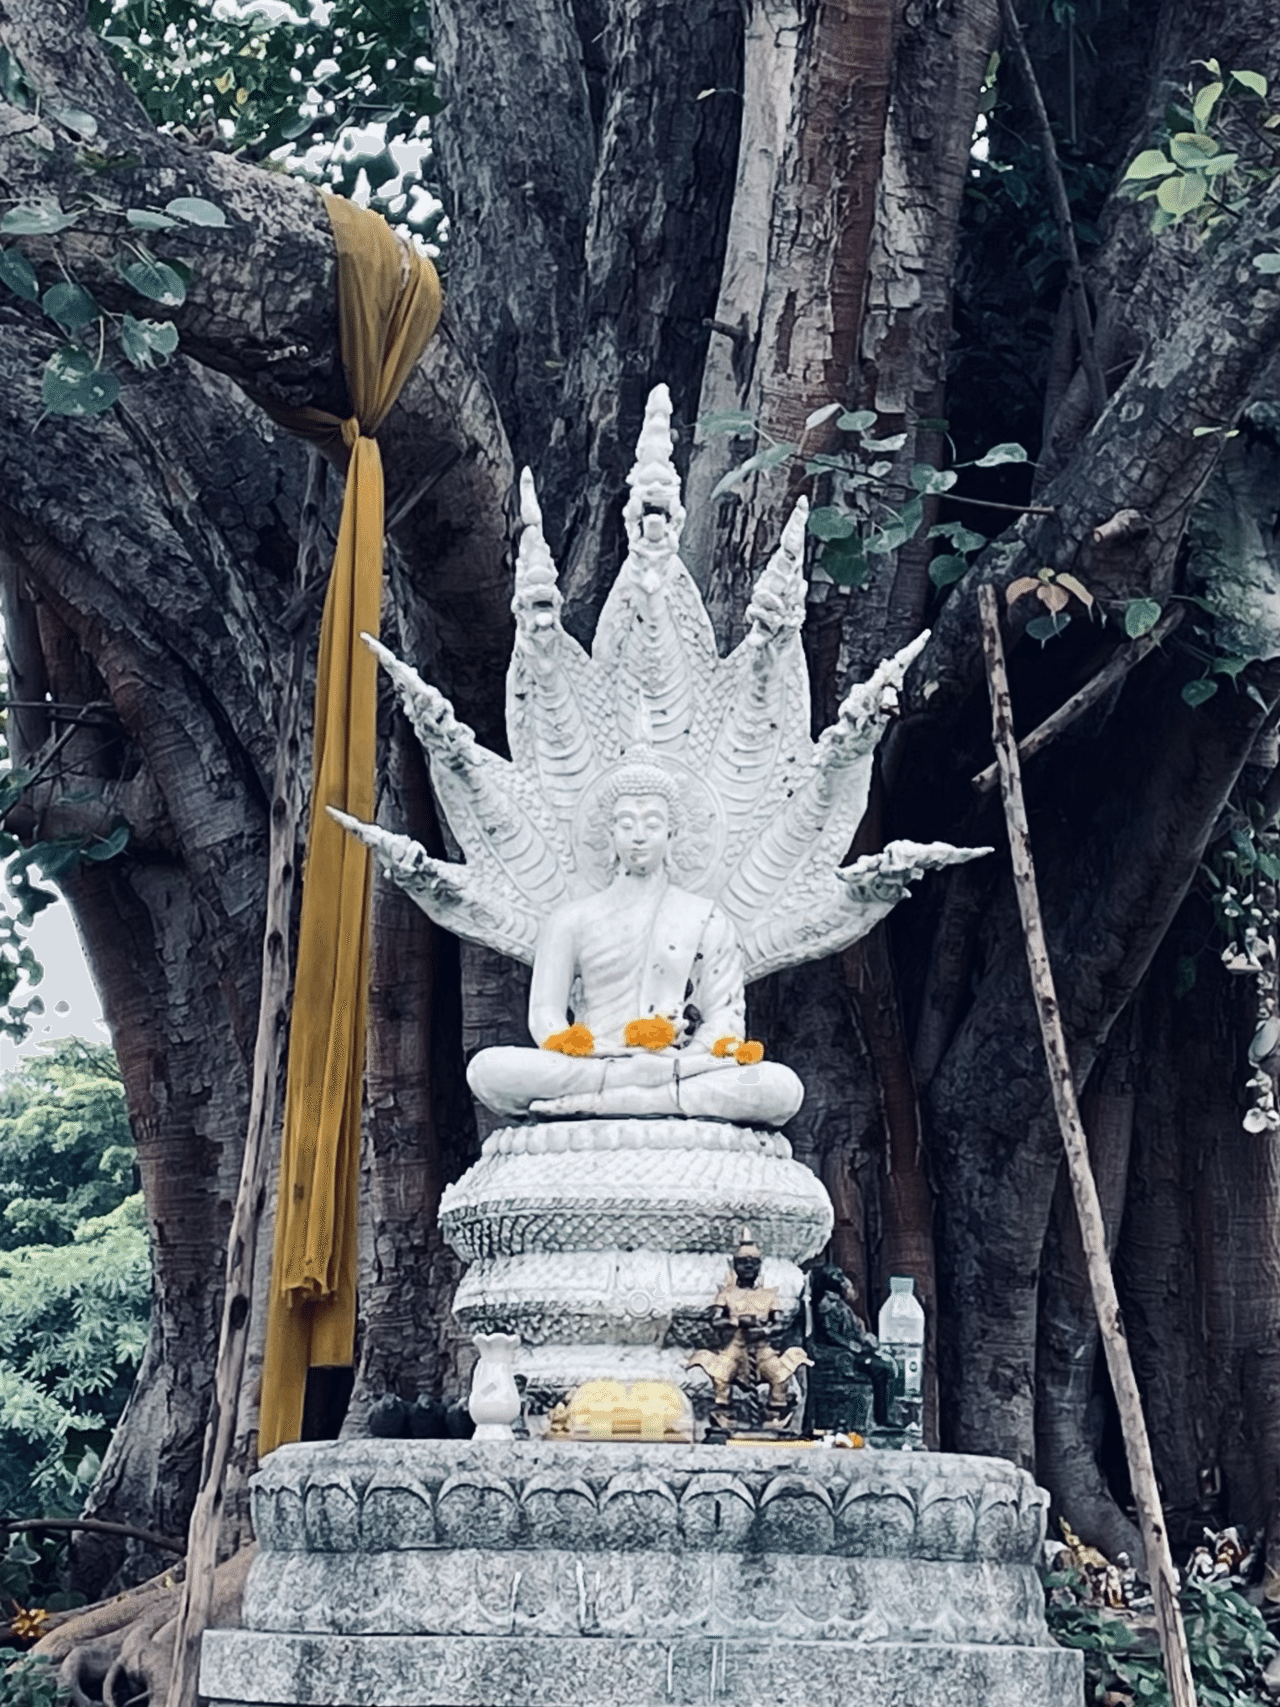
[251,1439,1047,1565]
[241,1547,1048,1646]
[203,1631,1082,1707]
[206,1438,1081,1707]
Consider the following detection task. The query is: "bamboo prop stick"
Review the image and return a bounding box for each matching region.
[971,603,1183,795]
[976,584,1197,1707]
[164,452,328,1707]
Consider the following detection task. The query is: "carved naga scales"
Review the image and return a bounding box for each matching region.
[335,384,984,983]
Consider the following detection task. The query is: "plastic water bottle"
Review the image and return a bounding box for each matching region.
[878,1275,924,1397]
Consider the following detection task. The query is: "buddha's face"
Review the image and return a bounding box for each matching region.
[612,792,670,876]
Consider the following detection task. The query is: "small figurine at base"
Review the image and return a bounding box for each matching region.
[685,1230,811,1438]
[803,1263,898,1438]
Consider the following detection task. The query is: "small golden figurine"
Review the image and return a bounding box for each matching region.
[686,1229,812,1435]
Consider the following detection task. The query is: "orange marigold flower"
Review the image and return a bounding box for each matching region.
[711,1035,740,1059]
[12,1606,50,1642]
[624,1015,677,1051]
[735,1040,765,1066]
[543,1023,595,1057]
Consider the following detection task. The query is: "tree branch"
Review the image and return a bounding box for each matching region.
[971,603,1184,794]
[0,1518,184,1555]
[998,0,1107,417]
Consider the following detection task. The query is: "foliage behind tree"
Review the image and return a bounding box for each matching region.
[0,1041,135,1251]
[0,1044,149,1518]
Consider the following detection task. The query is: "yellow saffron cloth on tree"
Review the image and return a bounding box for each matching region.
[257,197,442,1459]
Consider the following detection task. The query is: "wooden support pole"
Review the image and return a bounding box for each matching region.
[976,584,1197,1707]
[164,452,328,1707]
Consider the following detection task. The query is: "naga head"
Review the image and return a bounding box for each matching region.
[511,467,564,646]
[623,384,685,560]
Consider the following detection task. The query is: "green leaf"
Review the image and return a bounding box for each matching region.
[1124,148,1176,181]
[1254,252,1280,273]
[867,496,924,554]
[909,463,957,495]
[807,505,856,542]
[41,281,100,331]
[821,535,869,588]
[1230,68,1268,98]
[929,521,986,553]
[1199,150,1239,176]
[804,401,841,431]
[836,409,877,433]
[698,409,756,437]
[1193,81,1224,128]
[164,195,229,227]
[119,313,180,369]
[1124,598,1161,638]
[973,441,1029,468]
[0,42,33,109]
[1025,611,1071,643]
[1182,678,1218,706]
[1211,655,1249,679]
[125,208,179,230]
[118,253,187,306]
[1156,170,1208,215]
[929,554,968,589]
[1173,955,1198,999]
[82,823,129,862]
[0,245,39,302]
[40,346,120,417]
[754,441,797,469]
[1169,130,1220,166]
[1,203,81,235]
[50,105,99,140]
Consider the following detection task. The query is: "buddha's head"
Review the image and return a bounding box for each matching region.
[612,791,671,877]
[599,757,682,876]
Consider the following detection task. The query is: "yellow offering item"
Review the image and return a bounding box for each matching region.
[735,1040,765,1066]
[257,197,442,1459]
[565,1378,693,1442]
[543,1023,595,1056]
[710,1035,740,1058]
[624,1015,677,1050]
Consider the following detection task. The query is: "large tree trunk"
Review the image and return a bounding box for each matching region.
[4,0,1280,1599]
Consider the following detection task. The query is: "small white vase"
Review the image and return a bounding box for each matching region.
[469,1331,522,1440]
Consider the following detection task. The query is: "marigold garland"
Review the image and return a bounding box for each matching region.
[624,1015,677,1050]
[711,1034,765,1065]
[543,1023,595,1056]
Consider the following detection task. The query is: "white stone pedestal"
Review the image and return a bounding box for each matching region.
[440,1118,833,1406]
[200,1438,1082,1707]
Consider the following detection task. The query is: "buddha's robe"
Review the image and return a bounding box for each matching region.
[466,881,803,1127]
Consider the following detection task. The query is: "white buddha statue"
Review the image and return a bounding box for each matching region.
[334,385,986,1134]
[467,762,804,1126]
[331,383,988,1399]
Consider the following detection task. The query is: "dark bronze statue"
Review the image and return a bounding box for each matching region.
[802,1263,897,1436]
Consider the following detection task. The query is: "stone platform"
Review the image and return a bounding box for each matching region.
[200,1438,1082,1707]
